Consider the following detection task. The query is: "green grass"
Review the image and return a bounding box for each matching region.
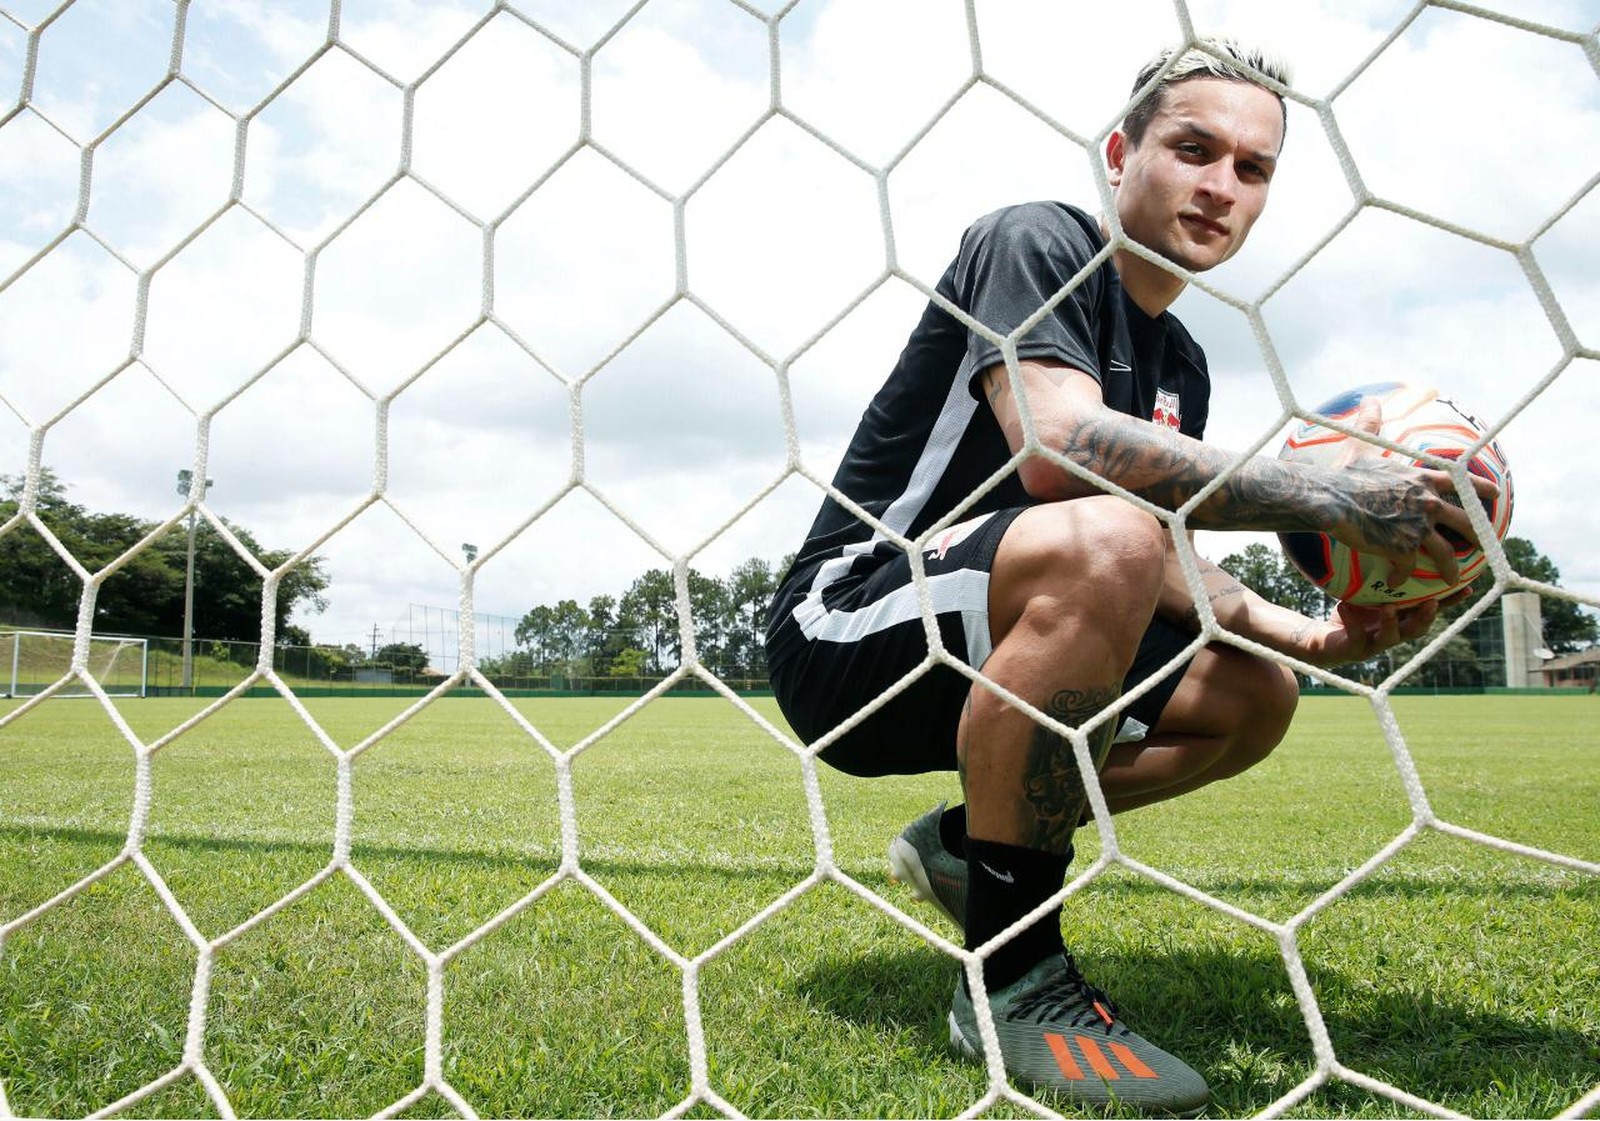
[1,693,1596,1118]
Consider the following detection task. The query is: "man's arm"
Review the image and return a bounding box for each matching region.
[1157,531,1441,666]
[980,358,1496,586]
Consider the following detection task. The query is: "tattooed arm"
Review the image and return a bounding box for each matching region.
[980,358,1497,587]
[1158,531,1445,667]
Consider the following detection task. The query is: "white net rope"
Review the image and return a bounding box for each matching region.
[0,1,1596,1118]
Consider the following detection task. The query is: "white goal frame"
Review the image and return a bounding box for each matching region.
[1,628,149,700]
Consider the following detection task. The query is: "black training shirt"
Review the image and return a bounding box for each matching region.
[770,201,1211,634]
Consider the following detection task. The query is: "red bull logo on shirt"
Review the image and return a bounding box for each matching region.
[1152,388,1181,430]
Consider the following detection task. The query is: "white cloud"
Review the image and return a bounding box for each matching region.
[0,111,82,276]
[24,0,173,142]
[1,0,1595,655]
[587,0,770,195]
[408,11,581,220]
[178,0,332,114]
[495,147,678,376]
[780,0,973,167]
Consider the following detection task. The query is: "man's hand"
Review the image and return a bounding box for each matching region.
[1321,398,1498,590]
[1294,586,1471,668]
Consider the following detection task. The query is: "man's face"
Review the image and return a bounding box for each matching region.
[1107,77,1284,273]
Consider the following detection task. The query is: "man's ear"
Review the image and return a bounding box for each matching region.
[1105,130,1127,187]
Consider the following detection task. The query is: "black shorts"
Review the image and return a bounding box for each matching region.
[767,507,1194,778]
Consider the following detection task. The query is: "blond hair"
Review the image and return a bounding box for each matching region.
[1122,38,1292,146]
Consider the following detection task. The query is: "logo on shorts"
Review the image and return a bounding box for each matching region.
[924,512,994,561]
[1152,388,1181,430]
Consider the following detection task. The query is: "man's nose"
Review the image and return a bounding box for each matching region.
[1196,163,1238,207]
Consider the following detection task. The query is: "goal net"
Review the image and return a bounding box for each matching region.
[0,2,1596,1119]
[1,629,148,699]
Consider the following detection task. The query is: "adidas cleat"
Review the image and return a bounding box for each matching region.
[887,802,967,931]
[950,954,1209,1116]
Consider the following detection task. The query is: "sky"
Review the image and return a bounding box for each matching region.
[0,0,1596,665]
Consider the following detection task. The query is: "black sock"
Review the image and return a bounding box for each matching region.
[938,804,967,857]
[964,836,1072,992]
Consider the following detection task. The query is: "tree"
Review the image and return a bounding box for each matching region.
[514,603,556,666]
[618,568,677,674]
[1376,624,1486,688]
[0,469,100,627]
[502,554,789,684]
[157,518,328,643]
[545,598,590,673]
[0,471,328,641]
[685,568,728,669]
[582,594,630,677]
[724,557,777,678]
[374,642,428,672]
[608,647,648,678]
[1216,541,1328,619]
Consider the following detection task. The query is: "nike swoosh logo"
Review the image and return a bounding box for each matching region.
[1108,360,1132,373]
[978,861,1015,884]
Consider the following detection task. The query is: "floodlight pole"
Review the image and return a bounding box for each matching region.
[177,470,214,693]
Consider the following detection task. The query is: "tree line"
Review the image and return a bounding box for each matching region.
[0,470,329,643]
[1217,536,1597,687]
[481,557,788,684]
[492,535,1595,690]
[7,470,1589,691]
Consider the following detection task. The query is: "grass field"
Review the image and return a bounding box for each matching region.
[1,693,1596,1119]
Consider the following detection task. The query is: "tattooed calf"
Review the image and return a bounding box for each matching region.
[1019,685,1121,852]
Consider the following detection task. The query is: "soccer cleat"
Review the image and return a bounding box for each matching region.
[887,802,967,931]
[950,954,1210,1116]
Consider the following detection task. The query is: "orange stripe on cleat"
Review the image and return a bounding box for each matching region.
[1109,1041,1160,1079]
[1093,1000,1114,1025]
[1075,1036,1120,1080]
[1044,1032,1086,1080]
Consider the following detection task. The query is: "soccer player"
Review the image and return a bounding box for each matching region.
[763,38,1496,1114]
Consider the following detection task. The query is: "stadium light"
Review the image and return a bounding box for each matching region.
[176,470,214,693]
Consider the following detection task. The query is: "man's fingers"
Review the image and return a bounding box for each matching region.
[1466,471,1501,504]
[1372,604,1401,649]
[1431,495,1482,547]
[1397,599,1439,640]
[1419,530,1462,586]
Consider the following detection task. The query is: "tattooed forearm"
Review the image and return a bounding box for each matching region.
[1056,407,1439,554]
[1289,618,1317,647]
[1180,573,1246,634]
[983,369,1007,405]
[1059,408,1324,527]
[1019,685,1120,852]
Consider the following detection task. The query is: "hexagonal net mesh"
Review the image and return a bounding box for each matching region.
[0,1,1597,1118]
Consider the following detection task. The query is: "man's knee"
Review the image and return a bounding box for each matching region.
[1229,654,1299,769]
[990,498,1166,642]
[1162,644,1298,774]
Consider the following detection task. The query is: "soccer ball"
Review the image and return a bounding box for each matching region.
[1276,381,1514,607]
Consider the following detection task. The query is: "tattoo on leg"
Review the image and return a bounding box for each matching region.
[1020,685,1121,851]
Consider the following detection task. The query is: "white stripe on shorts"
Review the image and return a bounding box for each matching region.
[794,567,994,670]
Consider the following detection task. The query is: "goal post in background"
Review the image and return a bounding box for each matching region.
[1,629,147,698]
[0,1,1597,1118]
